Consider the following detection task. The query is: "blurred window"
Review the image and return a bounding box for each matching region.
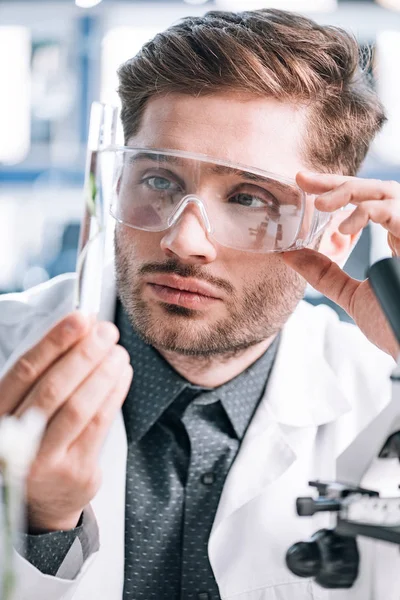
[101,26,157,143]
[0,26,31,164]
[374,30,400,165]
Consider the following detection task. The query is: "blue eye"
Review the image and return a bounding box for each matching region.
[230,193,263,207]
[229,192,278,210]
[146,176,179,191]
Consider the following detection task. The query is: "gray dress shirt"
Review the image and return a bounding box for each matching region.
[20,301,279,599]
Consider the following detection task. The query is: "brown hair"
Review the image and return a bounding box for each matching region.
[117,9,386,176]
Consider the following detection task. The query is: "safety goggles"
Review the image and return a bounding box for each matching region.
[109,147,332,253]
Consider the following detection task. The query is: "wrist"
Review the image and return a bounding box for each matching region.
[27,510,83,534]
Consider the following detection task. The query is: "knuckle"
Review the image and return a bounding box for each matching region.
[64,400,84,427]
[13,355,39,384]
[47,314,85,348]
[47,327,67,348]
[91,406,110,429]
[79,340,98,363]
[37,378,60,411]
[61,312,88,333]
[86,470,102,497]
[315,260,336,288]
[342,181,355,193]
[92,409,107,428]
[58,460,78,483]
[356,204,368,216]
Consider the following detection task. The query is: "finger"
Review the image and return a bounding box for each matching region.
[43,343,130,451]
[296,171,355,194]
[388,232,399,257]
[317,184,398,215]
[282,248,360,317]
[38,345,131,454]
[339,200,400,238]
[297,172,400,209]
[317,182,399,213]
[71,364,133,461]
[0,312,94,417]
[13,321,120,419]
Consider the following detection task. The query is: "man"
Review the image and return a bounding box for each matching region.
[1,8,400,600]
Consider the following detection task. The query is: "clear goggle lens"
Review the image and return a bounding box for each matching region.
[109,148,331,253]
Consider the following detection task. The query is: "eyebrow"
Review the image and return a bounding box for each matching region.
[128,152,299,199]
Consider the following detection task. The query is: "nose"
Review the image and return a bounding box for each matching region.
[160,202,217,265]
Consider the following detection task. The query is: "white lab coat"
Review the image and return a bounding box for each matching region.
[0,264,399,600]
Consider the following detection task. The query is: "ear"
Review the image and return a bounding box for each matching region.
[318,209,361,268]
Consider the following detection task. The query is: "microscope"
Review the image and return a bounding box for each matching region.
[286,257,400,589]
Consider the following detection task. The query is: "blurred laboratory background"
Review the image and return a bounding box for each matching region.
[0,0,399,320]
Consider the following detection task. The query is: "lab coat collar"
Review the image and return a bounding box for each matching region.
[209,302,352,532]
[264,301,352,428]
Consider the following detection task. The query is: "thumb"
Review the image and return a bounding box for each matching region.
[282,248,360,317]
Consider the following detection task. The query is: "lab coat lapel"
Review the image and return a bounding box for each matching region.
[210,302,352,533]
[75,411,127,600]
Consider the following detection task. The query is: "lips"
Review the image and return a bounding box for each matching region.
[144,274,223,300]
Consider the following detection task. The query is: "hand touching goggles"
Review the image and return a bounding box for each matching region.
[109,148,332,253]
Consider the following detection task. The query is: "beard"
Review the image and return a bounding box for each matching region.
[114,232,306,358]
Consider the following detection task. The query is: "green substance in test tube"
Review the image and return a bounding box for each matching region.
[87,172,98,217]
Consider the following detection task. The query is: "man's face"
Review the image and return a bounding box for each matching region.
[115,93,309,356]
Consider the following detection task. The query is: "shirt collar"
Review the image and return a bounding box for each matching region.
[116,300,280,442]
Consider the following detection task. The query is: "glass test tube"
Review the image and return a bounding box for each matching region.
[74,102,118,315]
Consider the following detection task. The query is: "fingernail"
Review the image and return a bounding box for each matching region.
[95,322,118,343]
[108,345,128,365]
[122,364,134,383]
[63,314,84,333]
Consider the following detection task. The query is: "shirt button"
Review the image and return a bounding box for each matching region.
[197,593,211,600]
[201,472,215,485]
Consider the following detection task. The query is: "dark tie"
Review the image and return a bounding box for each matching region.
[123,387,239,600]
